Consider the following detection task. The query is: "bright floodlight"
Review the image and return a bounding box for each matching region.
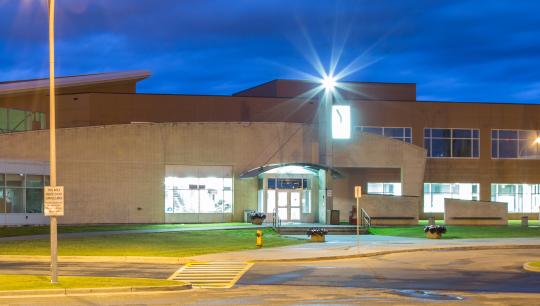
[535,137,540,144]
[322,75,337,91]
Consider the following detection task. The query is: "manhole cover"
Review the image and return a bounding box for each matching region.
[393,290,464,301]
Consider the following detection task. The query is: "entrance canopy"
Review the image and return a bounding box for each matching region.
[239,162,343,179]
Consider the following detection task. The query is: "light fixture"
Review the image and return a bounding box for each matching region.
[535,137,540,144]
[322,75,337,91]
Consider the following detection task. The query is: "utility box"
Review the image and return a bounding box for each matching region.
[521,216,529,227]
[327,210,340,225]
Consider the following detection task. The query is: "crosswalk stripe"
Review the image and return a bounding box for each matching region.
[168,261,253,288]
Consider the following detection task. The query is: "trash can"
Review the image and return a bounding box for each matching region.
[244,210,255,223]
[327,210,340,225]
[521,216,529,228]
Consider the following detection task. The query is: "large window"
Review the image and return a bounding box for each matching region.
[367,183,402,196]
[492,129,540,159]
[164,165,233,214]
[424,128,479,158]
[356,126,412,143]
[0,173,48,214]
[424,183,479,213]
[491,184,540,213]
[0,107,46,134]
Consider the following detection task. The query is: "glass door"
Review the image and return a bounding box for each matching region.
[290,191,301,221]
[277,191,288,221]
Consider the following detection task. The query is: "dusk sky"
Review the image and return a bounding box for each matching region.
[1,0,540,103]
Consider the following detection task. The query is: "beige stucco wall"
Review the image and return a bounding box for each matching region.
[332,132,426,218]
[0,122,313,224]
[357,195,419,225]
[444,199,508,225]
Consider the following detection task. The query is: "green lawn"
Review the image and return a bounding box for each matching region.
[0,222,254,238]
[0,229,303,257]
[370,225,540,239]
[0,274,183,291]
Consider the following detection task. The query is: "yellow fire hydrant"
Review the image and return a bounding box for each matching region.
[256,230,263,248]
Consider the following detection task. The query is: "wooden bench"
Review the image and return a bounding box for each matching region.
[451,217,502,220]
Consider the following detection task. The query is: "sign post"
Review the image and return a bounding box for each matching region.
[44,186,63,283]
[354,186,362,251]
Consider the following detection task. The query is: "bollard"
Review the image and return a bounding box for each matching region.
[256,230,263,248]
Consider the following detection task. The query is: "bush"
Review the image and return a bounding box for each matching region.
[307,227,329,237]
[249,212,266,219]
[424,225,447,234]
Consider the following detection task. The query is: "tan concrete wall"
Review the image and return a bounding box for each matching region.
[0,122,312,224]
[357,195,419,225]
[444,199,508,225]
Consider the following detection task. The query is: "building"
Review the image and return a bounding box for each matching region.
[0,70,538,225]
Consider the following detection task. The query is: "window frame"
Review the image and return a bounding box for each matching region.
[356,126,413,143]
[424,128,480,159]
[491,129,540,160]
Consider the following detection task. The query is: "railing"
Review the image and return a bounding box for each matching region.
[272,208,282,232]
[360,208,371,229]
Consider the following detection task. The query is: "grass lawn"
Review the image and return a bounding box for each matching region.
[370,224,540,239]
[0,274,183,291]
[0,222,254,238]
[0,229,304,257]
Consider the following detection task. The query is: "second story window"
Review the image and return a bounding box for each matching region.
[357,126,412,143]
[492,129,540,159]
[424,128,479,158]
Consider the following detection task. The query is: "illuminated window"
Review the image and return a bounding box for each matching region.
[357,126,412,143]
[491,184,540,213]
[492,130,540,159]
[367,183,402,196]
[424,183,479,212]
[424,128,479,158]
[164,165,233,214]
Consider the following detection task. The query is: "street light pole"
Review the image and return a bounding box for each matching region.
[319,85,334,224]
[48,0,58,284]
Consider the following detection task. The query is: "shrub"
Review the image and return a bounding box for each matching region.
[307,227,329,237]
[424,225,447,234]
[249,212,266,219]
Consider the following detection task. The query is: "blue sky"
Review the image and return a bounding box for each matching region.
[1,0,540,103]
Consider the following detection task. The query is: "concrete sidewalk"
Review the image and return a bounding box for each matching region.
[185,235,540,263]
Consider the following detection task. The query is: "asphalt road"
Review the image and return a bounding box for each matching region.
[0,248,539,305]
[0,261,179,279]
[239,249,540,293]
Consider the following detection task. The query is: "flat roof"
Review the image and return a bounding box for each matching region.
[0,70,151,96]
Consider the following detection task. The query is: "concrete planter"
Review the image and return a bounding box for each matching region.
[310,234,326,242]
[426,232,442,239]
[251,217,265,225]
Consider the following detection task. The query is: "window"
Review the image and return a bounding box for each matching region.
[491,184,540,213]
[356,126,412,143]
[492,129,540,159]
[424,128,479,158]
[367,183,402,196]
[0,107,46,134]
[164,165,233,214]
[0,174,48,214]
[424,183,479,212]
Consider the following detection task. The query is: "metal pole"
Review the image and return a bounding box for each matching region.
[356,197,359,251]
[48,0,58,284]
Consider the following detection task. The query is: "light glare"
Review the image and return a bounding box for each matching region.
[322,75,337,91]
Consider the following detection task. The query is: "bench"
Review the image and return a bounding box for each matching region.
[451,217,502,220]
[370,216,416,220]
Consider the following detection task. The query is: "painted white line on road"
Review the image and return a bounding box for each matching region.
[168,262,253,288]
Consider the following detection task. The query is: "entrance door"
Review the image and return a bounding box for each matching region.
[276,190,301,222]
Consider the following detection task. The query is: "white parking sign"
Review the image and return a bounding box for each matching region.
[44,186,64,216]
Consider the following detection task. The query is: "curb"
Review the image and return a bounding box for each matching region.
[0,255,186,265]
[0,284,192,297]
[523,262,540,273]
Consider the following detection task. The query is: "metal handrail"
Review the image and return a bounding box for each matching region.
[360,208,371,229]
[272,208,282,232]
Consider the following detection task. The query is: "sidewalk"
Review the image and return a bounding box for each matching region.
[185,235,540,263]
